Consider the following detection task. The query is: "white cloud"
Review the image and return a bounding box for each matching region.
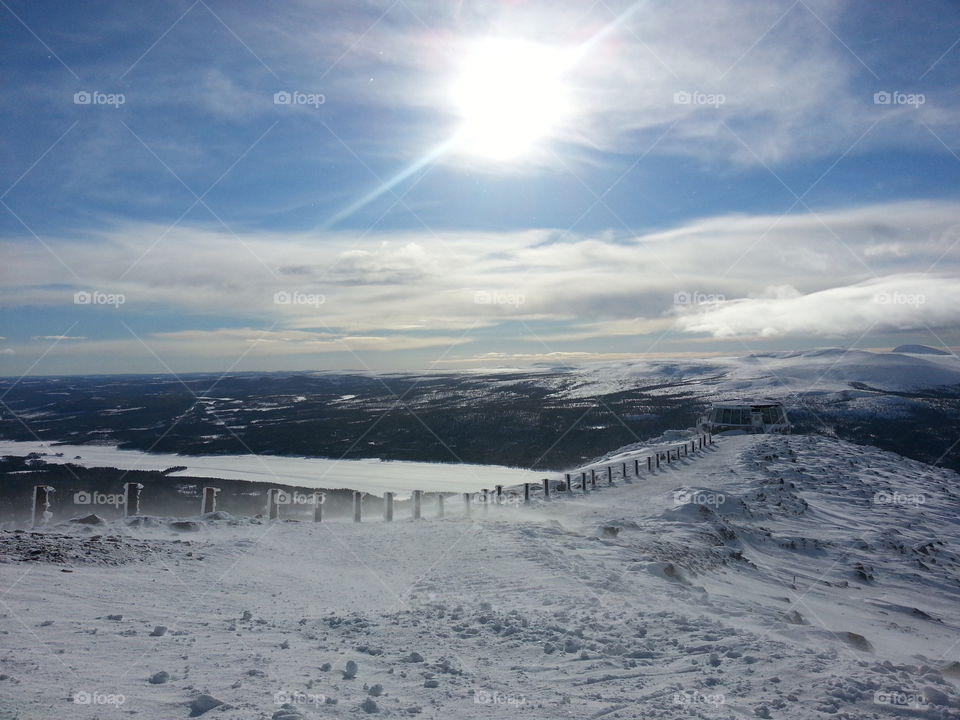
[674,274,960,338]
[1,199,957,369]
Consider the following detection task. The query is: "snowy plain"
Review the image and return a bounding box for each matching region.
[0,440,544,495]
[2,433,959,719]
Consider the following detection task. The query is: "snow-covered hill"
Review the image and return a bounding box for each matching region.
[2,434,958,718]
[549,347,960,400]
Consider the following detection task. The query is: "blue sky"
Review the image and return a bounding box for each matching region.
[1,0,959,374]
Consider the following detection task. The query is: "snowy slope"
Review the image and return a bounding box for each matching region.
[549,348,960,400]
[1,434,959,719]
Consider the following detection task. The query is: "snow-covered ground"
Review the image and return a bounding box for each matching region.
[547,347,960,400]
[2,433,959,719]
[0,441,543,495]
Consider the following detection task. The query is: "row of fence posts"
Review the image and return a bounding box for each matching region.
[26,433,714,526]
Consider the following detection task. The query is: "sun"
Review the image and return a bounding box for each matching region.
[451,38,571,162]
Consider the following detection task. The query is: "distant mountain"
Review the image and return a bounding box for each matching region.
[1,349,958,472]
[892,344,951,355]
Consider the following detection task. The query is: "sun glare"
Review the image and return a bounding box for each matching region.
[451,38,571,162]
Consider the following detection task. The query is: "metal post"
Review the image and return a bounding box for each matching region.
[564,473,570,492]
[580,472,586,491]
[634,458,640,475]
[543,478,550,500]
[607,466,613,485]
[437,494,445,518]
[124,482,143,517]
[523,483,530,505]
[32,485,53,527]
[590,469,596,488]
[314,493,323,522]
[647,456,652,472]
[203,486,220,515]
[656,454,660,469]
[413,490,422,520]
[353,491,362,522]
[384,492,394,522]
[464,492,472,518]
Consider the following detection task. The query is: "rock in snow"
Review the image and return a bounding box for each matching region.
[188,694,223,716]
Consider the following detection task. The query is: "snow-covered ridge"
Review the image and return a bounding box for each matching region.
[2,434,958,718]
[549,347,960,399]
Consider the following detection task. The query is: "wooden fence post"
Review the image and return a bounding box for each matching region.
[203,486,220,515]
[495,485,503,507]
[437,494,445,518]
[543,478,550,500]
[523,483,530,505]
[413,490,422,520]
[607,466,613,485]
[124,482,143,517]
[353,491,362,522]
[590,469,597,488]
[647,456,652,472]
[634,458,640,475]
[580,472,587,491]
[564,474,570,493]
[32,485,53,527]
[384,492,394,522]
[314,492,323,522]
[482,489,489,513]
[656,454,660,469]
[464,492,472,518]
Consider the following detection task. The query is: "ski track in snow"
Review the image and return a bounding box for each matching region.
[2,434,959,719]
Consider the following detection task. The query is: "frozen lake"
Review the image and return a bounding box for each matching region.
[0,440,547,496]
